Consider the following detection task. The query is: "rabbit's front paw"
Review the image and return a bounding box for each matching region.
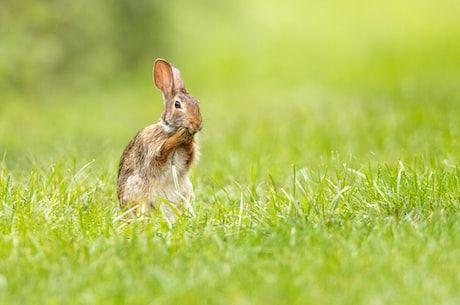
[175,127,192,144]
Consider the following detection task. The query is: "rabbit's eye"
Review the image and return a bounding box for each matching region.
[174,101,182,109]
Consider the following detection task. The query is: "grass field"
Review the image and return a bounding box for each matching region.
[2,1,460,304]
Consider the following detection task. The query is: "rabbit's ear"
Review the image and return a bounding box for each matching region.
[153,59,174,95]
[153,59,186,96]
[170,65,186,91]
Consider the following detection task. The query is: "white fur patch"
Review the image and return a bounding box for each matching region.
[161,122,175,134]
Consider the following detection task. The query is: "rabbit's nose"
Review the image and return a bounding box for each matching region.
[193,121,203,132]
[189,118,202,132]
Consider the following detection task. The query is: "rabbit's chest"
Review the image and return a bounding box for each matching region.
[170,147,188,175]
[150,146,191,197]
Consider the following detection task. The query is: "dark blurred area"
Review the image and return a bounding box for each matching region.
[0,0,167,94]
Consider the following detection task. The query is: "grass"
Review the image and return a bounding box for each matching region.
[1,84,460,304]
[2,0,460,304]
[1,160,460,304]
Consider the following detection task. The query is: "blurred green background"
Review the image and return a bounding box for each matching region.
[1,0,460,172]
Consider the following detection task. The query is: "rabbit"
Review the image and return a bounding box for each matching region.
[117,58,202,220]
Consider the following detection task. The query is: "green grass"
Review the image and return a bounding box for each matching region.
[1,158,460,305]
[2,0,460,304]
[1,84,460,304]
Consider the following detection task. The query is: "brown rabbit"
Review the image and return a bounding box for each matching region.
[117,59,202,219]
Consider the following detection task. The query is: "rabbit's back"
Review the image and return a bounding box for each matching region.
[117,123,167,207]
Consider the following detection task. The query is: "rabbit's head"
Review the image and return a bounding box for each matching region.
[153,59,202,135]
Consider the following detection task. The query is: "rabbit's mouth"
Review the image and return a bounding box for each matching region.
[185,126,201,135]
[187,120,202,134]
[162,119,201,136]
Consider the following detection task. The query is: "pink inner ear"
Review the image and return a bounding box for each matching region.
[153,60,173,93]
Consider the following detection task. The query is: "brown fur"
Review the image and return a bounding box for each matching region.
[117,59,202,218]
